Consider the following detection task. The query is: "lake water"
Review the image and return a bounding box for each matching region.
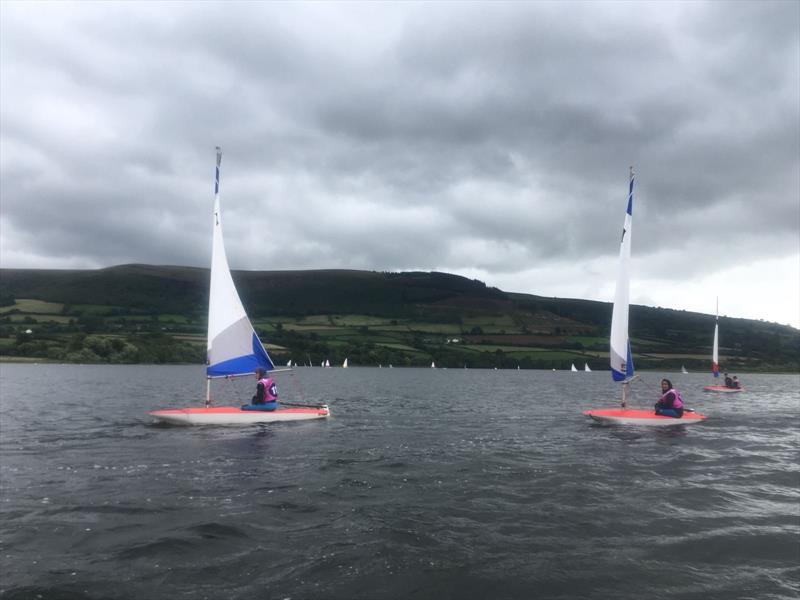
[1,364,798,599]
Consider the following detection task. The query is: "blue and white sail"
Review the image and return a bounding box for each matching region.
[610,168,635,382]
[206,147,274,378]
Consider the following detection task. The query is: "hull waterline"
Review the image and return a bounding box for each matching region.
[150,405,330,426]
[583,408,706,427]
[703,385,744,394]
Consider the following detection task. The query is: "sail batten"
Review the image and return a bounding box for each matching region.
[206,147,274,377]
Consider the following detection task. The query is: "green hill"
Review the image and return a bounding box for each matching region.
[1,264,797,371]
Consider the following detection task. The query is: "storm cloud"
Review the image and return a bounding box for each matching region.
[1,1,798,326]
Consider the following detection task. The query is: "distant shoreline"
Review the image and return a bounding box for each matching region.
[1,358,796,375]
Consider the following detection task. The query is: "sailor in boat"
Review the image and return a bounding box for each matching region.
[243,367,279,411]
[654,378,684,418]
[732,375,741,389]
[724,373,734,388]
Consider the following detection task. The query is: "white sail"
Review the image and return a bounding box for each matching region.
[431,361,436,368]
[342,358,348,368]
[571,363,578,372]
[681,365,688,374]
[610,168,635,382]
[584,363,591,372]
[712,299,720,377]
[325,359,331,368]
[286,359,292,367]
[206,147,274,378]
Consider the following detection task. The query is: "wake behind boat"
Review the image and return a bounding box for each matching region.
[583,168,706,427]
[149,148,329,426]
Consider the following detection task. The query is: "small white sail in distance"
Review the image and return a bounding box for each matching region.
[342,358,348,368]
[571,363,578,372]
[431,361,436,368]
[584,363,592,372]
[206,147,274,378]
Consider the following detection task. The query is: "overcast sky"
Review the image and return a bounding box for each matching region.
[1,1,798,327]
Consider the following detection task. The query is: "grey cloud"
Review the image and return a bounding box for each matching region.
[0,1,797,325]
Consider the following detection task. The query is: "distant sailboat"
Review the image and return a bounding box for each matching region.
[712,300,720,378]
[342,358,349,368]
[570,363,578,372]
[703,299,744,393]
[286,359,292,367]
[584,363,592,372]
[681,365,688,374]
[584,168,705,426]
[150,148,329,425]
[325,359,331,368]
[431,361,436,369]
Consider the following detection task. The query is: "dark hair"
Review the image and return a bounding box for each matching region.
[661,378,673,389]
[255,367,266,378]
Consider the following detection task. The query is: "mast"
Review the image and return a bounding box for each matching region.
[206,147,223,407]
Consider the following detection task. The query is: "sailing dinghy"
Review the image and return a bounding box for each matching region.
[584,363,592,372]
[583,169,706,426]
[150,148,329,426]
[703,301,743,393]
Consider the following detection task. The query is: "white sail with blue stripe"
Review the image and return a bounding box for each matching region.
[610,168,635,382]
[148,147,331,424]
[206,147,275,378]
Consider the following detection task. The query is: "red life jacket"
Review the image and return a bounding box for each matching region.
[660,388,683,410]
[259,377,278,402]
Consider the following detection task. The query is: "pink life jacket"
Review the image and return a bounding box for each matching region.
[259,377,278,402]
[660,388,683,410]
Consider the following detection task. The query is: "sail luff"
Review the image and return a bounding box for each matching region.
[610,168,634,381]
[206,147,274,377]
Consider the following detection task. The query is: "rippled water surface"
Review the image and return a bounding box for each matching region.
[1,364,798,599]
